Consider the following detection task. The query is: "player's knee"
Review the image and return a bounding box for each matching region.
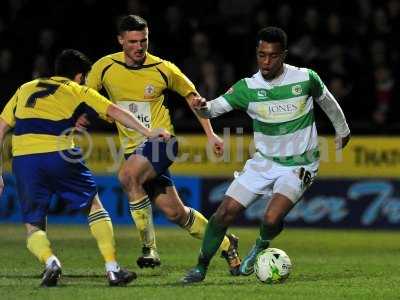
[89,195,103,212]
[118,168,141,191]
[214,198,242,226]
[164,208,185,224]
[118,168,129,189]
[214,206,235,227]
[26,223,44,236]
[263,211,282,228]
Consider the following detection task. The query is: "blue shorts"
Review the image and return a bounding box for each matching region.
[125,137,178,195]
[12,149,97,225]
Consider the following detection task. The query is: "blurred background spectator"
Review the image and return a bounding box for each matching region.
[0,0,399,134]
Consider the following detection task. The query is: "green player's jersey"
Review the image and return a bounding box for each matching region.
[221,64,325,166]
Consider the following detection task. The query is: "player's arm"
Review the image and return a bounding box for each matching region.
[191,79,247,119]
[165,60,225,155]
[190,95,234,118]
[185,92,225,155]
[81,86,170,139]
[75,59,113,128]
[309,69,350,149]
[0,119,10,196]
[106,103,170,139]
[315,87,350,149]
[0,92,17,197]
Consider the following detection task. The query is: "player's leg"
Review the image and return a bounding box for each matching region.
[54,149,137,286]
[240,166,315,275]
[118,153,159,268]
[240,193,292,275]
[26,223,62,287]
[118,137,179,268]
[88,195,136,286]
[13,153,62,287]
[181,195,245,283]
[153,183,241,275]
[182,157,272,284]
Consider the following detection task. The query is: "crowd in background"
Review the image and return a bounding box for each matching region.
[0,0,399,134]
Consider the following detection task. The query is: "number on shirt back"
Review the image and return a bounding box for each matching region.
[25,81,60,108]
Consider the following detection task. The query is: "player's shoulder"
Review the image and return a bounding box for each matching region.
[147,53,178,72]
[224,77,251,96]
[285,64,309,75]
[287,63,321,76]
[284,64,319,82]
[68,80,95,95]
[9,80,34,99]
[146,52,164,64]
[16,78,48,95]
[20,78,41,89]
[93,52,123,67]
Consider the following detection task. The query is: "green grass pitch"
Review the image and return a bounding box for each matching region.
[0,225,399,300]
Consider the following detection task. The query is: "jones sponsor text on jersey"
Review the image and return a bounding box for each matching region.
[250,96,308,123]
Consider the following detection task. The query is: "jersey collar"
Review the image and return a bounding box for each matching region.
[113,53,162,70]
[255,64,288,88]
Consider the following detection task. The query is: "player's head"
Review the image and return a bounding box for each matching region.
[54,49,92,84]
[117,15,149,66]
[256,27,288,80]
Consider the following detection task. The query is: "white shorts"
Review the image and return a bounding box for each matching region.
[225,152,319,208]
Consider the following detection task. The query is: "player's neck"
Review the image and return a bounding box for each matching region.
[263,64,286,82]
[125,54,146,67]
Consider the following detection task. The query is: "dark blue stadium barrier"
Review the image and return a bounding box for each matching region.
[0,174,201,225]
[201,178,400,229]
[2,173,400,228]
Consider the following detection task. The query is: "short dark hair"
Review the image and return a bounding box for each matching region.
[118,15,148,34]
[256,27,288,50]
[54,49,92,79]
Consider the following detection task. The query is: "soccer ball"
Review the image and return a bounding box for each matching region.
[254,248,292,283]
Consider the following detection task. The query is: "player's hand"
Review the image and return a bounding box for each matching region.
[149,128,171,141]
[75,113,90,132]
[191,96,207,110]
[0,175,4,197]
[208,132,224,157]
[335,133,351,150]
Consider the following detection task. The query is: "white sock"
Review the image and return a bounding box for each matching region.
[46,255,61,268]
[105,261,120,273]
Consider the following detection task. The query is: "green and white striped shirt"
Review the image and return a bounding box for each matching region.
[209,64,345,166]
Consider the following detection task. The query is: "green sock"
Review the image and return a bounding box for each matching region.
[259,221,283,247]
[255,236,270,249]
[259,223,272,243]
[197,215,227,272]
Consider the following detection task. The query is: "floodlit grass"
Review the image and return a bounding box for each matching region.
[0,225,399,300]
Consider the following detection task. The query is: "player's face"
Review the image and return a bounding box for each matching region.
[118,28,149,66]
[256,41,287,80]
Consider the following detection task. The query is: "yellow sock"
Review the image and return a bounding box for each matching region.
[183,208,230,252]
[88,209,116,263]
[129,195,156,249]
[26,230,53,263]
